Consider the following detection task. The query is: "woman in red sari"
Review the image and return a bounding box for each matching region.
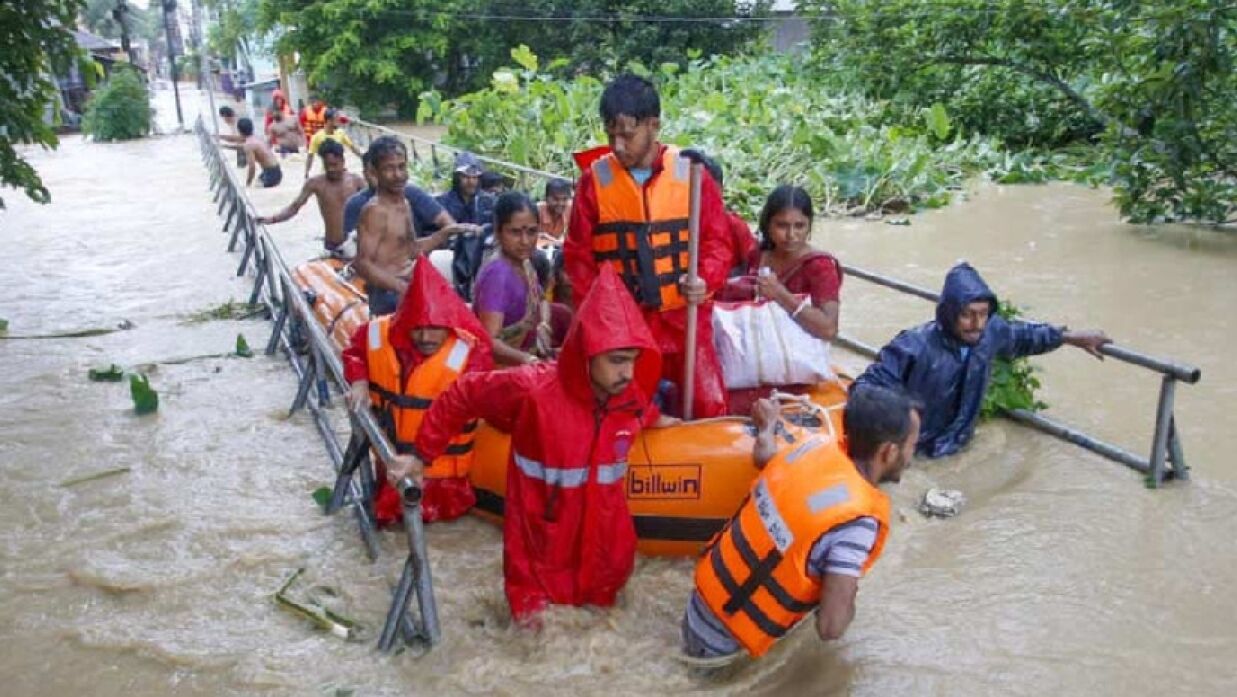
[726,185,841,340]
[721,185,843,414]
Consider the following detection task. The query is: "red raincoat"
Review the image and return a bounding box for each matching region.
[264,89,295,135]
[343,258,493,524]
[414,266,662,621]
[565,144,730,418]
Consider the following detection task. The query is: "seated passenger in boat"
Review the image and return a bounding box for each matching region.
[472,192,572,366]
[342,258,494,524]
[681,385,918,661]
[717,186,841,415]
[680,149,756,277]
[853,262,1111,458]
[536,177,573,244]
[480,170,507,196]
[386,266,677,623]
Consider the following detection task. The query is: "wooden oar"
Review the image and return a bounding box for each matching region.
[682,162,704,420]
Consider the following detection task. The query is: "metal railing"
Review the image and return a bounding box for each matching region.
[834,266,1199,487]
[194,116,441,653]
[342,116,564,193]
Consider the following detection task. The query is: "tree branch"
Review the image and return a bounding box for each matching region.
[931,54,1110,129]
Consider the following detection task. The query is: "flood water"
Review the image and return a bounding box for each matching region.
[1,85,1235,696]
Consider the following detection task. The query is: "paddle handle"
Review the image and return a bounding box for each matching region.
[682,162,703,421]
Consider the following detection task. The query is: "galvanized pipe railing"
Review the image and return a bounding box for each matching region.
[836,264,1199,486]
[341,115,564,192]
[194,116,441,649]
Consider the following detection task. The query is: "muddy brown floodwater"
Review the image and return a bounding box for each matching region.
[1,87,1235,696]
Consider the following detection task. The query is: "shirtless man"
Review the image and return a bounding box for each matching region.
[219,117,283,188]
[218,106,247,168]
[267,110,303,156]
[256,140,365,252]
[355,136,462,315]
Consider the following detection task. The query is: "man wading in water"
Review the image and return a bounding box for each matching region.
[256,140,365,254]
[355,136,463,315]
[219,117,283,188]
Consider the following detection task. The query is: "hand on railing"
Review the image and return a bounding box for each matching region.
[1063,329,1113,360]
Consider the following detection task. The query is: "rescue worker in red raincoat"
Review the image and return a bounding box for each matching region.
[386,266,678,622]
[565,74,733,418]
[342,257,493,525]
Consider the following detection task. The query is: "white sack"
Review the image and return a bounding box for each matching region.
[713,298,834,389]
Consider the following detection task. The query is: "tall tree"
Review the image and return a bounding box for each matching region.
[806,0,1236,224]
[0,0,89,208]
[256,0,769,117]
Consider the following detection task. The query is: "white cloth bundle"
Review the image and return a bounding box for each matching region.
[712,297,834,389]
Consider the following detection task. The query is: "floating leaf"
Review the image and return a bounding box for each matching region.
[129,373,159,415]
[235,333,253,358]
[88,364,125,382]
[311,486,332,511]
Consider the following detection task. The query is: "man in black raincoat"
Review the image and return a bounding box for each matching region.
[854,262,1110,458]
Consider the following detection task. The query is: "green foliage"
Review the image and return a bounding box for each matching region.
[205,0,264,66]
[805,0,1236,224]
[81,0,154,43]
[235,333,254,358]
[981,301,1048,419]
[183,299,261,323]
[82,65,151,141]
[0,0,88,208]
[422,50,1010,217]
[311,486,332,511]
[88,364,126,382]
[258,0,768,116]
[128,373,159,415]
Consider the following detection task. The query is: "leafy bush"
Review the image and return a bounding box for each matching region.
[82,66,151,141]
[420,49,1011,218]
[804,0,1236,225]
[981,301,1048,419]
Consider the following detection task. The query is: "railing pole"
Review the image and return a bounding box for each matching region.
[1147,375,1178,488]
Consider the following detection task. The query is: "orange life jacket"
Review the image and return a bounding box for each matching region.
[365,316,477,479]
[694,436,891,657]
[303,104,327,138]
[590,146,692,311]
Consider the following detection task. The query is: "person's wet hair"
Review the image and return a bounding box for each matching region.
[758,184,814,251]
[545,177,572,198]
[493,190,537,230]
[237,117,254,136]
[681,148,723,188]
[480,171,505,191]
[318,139,345,161]
[365,135,406,168]
[325,107,339,121]
[600,74,660,125]
[218,105,235,118]
[844,385,920,463]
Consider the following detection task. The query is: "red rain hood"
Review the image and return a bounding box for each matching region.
[272,89,288,108]
[389,257,493,368]
[556,265,661,405]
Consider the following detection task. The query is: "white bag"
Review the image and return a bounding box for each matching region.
[712,297,834,389]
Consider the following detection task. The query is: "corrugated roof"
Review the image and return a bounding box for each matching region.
[73,30,119,52]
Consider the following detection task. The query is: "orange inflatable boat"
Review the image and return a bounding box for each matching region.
[292,258,850,557]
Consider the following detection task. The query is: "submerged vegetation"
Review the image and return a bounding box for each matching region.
[82,66,151,142]
[421,49,1018,219]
